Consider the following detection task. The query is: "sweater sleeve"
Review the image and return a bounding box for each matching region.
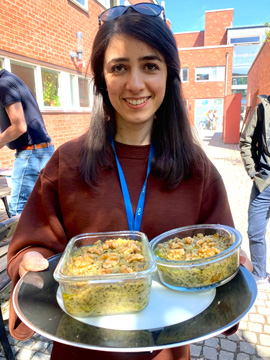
[7,151,69,340]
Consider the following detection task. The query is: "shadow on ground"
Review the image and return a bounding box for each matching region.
[198,131,240,151]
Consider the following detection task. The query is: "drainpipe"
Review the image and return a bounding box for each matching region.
[225,52,229,96]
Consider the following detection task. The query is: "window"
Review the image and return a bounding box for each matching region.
[70,0,88,11]
[78,77,90,107]
[1,58,92,111]
[11,62,37,99]
[97,0,110,7]
[195,67,225,82]
[180,68,188,82]
[97,0,128,8]
[70,74,76,108]
[232,67,249,76]
[230,36,260,44]
[42,69,61,107]
[233,44,260,66]
[232,77,248,86]
[232,44,260,86]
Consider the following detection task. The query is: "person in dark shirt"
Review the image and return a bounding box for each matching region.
[240,95,270,284]
[0,69,54,215]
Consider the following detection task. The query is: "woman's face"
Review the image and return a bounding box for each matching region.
[103,34,167,130]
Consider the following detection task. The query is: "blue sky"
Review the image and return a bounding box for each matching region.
[162,0,270,33]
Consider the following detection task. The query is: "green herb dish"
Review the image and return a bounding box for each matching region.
[150,225,242,291]
[54,231,156,317]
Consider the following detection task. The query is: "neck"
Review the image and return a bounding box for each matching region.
[115,122,153,146]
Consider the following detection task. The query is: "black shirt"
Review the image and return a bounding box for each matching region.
[0,69,51,150]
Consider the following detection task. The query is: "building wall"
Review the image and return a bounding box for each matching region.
[0,0,102,70]
[179,45,234,125]
[0,0,106,168]
[247,41,270,111]
[0,112,90,168]
[174,9,235,126]
[174,31,204,48]
[204,9,234,46]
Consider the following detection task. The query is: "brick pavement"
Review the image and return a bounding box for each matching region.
[0,129,269,359]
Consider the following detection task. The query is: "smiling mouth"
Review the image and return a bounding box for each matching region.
[125,97,150,105]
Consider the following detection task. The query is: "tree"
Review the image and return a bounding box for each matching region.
[264,22,270,42]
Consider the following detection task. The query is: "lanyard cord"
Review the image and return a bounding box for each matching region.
[110,138,154,231]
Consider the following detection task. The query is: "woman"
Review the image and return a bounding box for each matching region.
[7,4,252,360]
[213,110,218,130]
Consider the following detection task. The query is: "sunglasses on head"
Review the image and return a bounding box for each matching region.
[98,3,166,26]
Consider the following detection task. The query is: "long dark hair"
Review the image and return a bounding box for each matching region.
[80,11,202,188]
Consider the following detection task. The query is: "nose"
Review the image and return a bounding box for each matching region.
[125,68,144,93]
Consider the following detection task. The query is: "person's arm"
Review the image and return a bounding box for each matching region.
[239,107,259,179]
[7,150,68,340]
[0,102,27,149]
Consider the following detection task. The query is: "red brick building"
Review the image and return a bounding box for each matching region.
[0,0,158,168]
[246,41,270,113]
[174,8,267,135]
[174,9,235,129]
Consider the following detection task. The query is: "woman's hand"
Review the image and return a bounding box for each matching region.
[19,251,49,278]
[239,248,253,272]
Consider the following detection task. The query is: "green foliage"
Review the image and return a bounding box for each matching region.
[42,72,61,107]
[264,22,270,42]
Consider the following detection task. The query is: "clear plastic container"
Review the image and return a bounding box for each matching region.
[150,224,242,291]
[54,231,156,316]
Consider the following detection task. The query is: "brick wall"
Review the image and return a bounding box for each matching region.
[174,9,233,49]
[172,9,235,125]
[0,0,103,70]
[204,9,233,46]
[179,46,234,124]
[174,31,204,48]
[0,112,90,167]
[0,0,104,168]
[247,41,270,110]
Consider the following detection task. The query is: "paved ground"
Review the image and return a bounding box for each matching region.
[1,129,269,359]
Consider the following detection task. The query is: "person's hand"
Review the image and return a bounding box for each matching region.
[19,251,49,278]
[239,248,253,272]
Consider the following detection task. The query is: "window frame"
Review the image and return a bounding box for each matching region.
[230,36,260,44]
[41,68,61,108]
[0,57,5,69]
[78,76,91,108]
[195,66,225,82]
[2,57,92,112]
[69,0,88,12]
[97,0,129,8]
[180,68,189,83]
[10,61,37,100]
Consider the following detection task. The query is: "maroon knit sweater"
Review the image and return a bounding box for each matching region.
[7,137,234,360]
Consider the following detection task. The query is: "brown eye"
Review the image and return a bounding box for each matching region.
[145,63,159,71]
[111,64,126,73]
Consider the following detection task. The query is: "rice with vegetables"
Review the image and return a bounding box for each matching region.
[155,233,239,289]
[60,238,151,316]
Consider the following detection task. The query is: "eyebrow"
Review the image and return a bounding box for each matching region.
[107,55,163,64]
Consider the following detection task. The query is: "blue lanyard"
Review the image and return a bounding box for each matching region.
[110,138,154,231]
